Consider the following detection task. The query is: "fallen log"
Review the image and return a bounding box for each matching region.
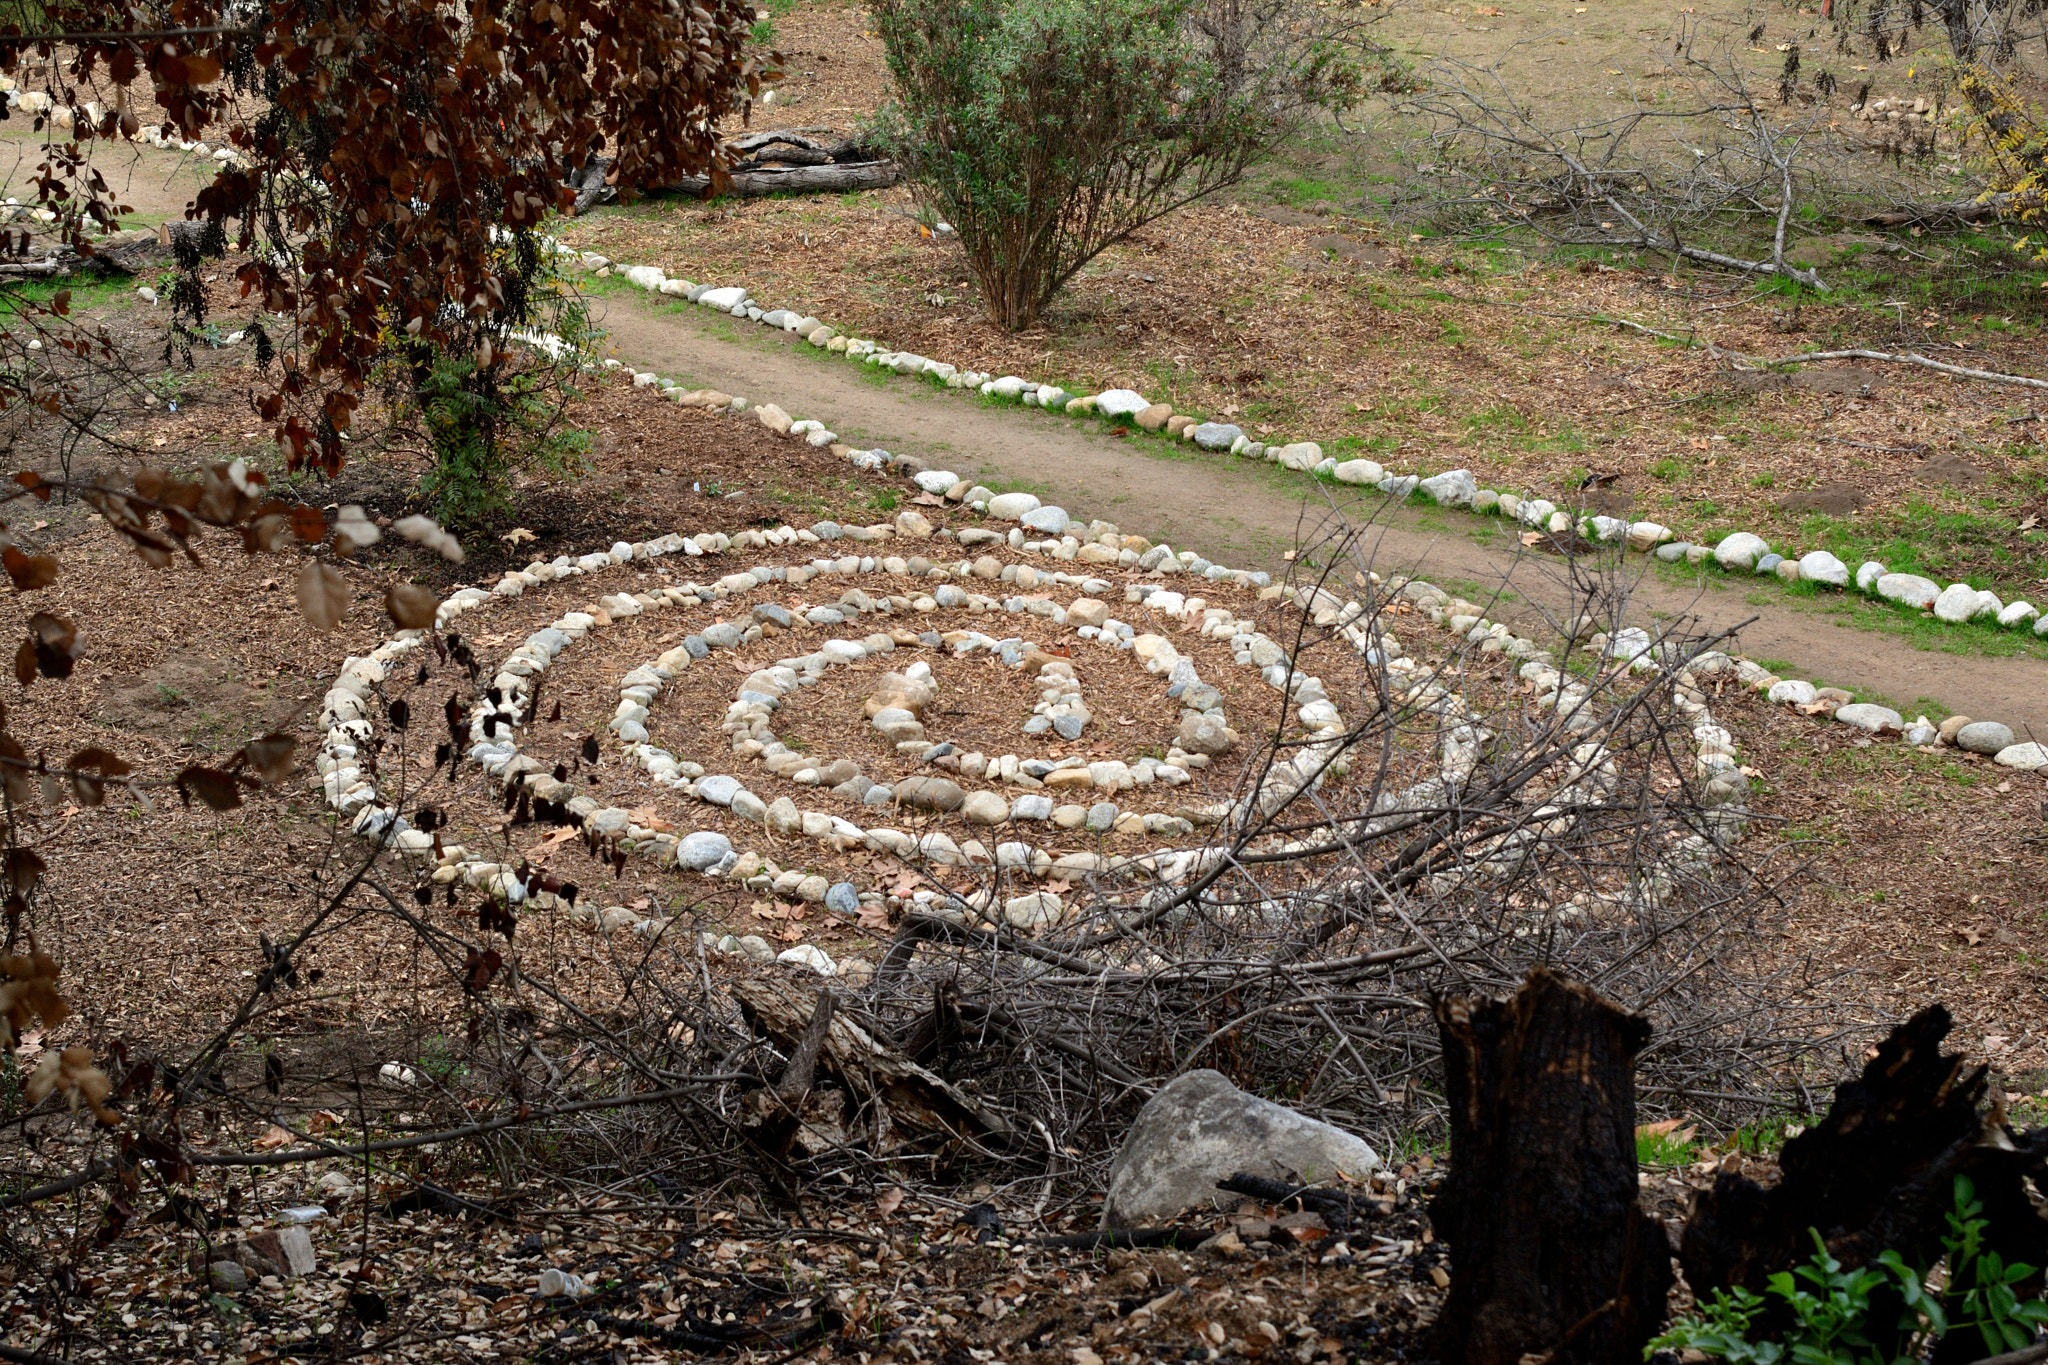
[1861,191,2046,227]
[1431,969,1672,1365]
[663,161,901,199]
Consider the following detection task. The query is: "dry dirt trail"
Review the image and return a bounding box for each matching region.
[598,297,2048,738]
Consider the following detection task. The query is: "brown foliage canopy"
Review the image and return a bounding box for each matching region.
[0,0,771,471]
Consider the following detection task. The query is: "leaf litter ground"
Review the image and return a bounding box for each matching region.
[1,323,2045,1365]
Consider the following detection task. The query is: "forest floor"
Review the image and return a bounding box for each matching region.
[0,348,2041,1362]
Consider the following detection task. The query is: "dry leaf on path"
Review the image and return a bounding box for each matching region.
[385,582,440,629]
[392,516,464,563]
[333,505,380,548]
[296,561,349,631]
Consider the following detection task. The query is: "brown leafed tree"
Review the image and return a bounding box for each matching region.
[0,0,773,472]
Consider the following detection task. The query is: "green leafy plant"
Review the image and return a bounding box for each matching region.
[396,245,599,526]
[870,0,1367,330]
[1651,1177,2048,1365]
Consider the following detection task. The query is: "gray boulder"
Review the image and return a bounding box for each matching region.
[1956,721,2015,755]
[1102,1069,1380,1228]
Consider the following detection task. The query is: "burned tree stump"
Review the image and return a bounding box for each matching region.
[1430,970,1672,1365]
[1682,1005,2048,1365]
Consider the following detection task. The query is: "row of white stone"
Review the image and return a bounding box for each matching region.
[313,419,1756,978]
[552,244,2047,667]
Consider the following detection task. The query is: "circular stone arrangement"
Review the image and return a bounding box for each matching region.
[311,429,1765,978]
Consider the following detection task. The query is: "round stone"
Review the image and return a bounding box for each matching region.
[1955,721,2015,755]
[987,491,1042,520]
[1020,505,1071,535]
[1011,794,1054,821]
[1931,582,1979,623]
[961,790,1009,824]
[1003,891,1063,929]
[675,831,733,871]
[1084,801,1119,832]
[825,882,860,916]
[1797,551,1849,588]
[1994,742,2048,771]
[896,775,966,812]
[696,774,742,805]
[1875,573,1940,609]
[1834,703,1903,734]
[1766,679,1817,706]
[1713,532,1769,572]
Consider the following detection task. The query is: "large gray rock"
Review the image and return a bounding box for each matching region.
[1956,721,2015,755]
[1102,1069,1380,1228]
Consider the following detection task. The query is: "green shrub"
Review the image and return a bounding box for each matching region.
[871,0,1364,331]
[390,234,598,526]
[1651,1176,2048,1365]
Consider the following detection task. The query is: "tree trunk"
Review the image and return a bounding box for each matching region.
[1681,1005,2048,1365]
[1431,969,1673,1365]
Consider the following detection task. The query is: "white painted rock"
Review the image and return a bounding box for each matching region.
[1875,573,1940,609]
[1419,469,1477,507]
[988,491,1041,519]
[1332,459,1384,485]
[1626,521,1671,551]
[697,285,745,310]
[1931,582,1979,623]
[1997,600,2038,628]
[1714,532,1769,571]
[1797,551,1849,588]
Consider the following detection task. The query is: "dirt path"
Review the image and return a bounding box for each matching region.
[597,296,2048,737]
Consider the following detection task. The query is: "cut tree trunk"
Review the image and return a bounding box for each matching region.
[1681,1005,2048,1365]
[1431,969,1673,1365]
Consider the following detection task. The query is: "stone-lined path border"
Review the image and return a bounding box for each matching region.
[548,241,2048,660]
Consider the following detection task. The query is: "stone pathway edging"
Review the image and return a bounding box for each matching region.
[550,240,2048,663]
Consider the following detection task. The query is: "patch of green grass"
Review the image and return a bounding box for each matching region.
[1734,1113,1808,1154]
[1637,1124,1702,1168]
[749,0,798,47]
[0,270,146,322]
